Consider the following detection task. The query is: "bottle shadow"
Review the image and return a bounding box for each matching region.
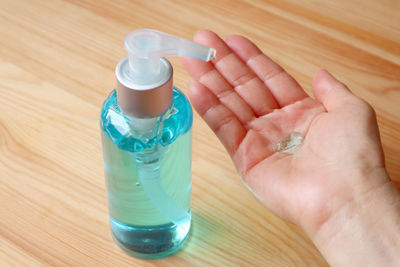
[173,210,229,255]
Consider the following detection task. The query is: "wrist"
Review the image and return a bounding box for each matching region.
[312,170,400,267]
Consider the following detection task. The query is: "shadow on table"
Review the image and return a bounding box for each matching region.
[175,210,230,255]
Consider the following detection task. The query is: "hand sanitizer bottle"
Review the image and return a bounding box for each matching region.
[100,29,215,259]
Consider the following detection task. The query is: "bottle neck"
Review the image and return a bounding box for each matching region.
[125,115,159,134]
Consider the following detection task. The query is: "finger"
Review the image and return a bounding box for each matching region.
[312,69,359,111]
[189,30,279,116]
[225,35,308,107]
[188,81,246,156]
[182,56,255,125]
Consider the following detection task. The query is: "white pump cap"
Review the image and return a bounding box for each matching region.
[116,29,216,118]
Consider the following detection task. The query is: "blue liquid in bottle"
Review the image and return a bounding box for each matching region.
[100,88,192,259]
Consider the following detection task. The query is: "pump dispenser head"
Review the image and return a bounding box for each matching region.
[116,29,216,118]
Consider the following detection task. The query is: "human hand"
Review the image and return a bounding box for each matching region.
[181,30,391,239]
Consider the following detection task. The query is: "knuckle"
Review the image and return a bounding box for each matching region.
[232,72,256,88]
[261,66,285,82]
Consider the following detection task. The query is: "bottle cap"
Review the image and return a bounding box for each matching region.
[116,29,216,118]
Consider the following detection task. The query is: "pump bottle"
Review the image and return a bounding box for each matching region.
[100,29,215,259]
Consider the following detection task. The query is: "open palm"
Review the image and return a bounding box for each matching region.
[182,30,386,237]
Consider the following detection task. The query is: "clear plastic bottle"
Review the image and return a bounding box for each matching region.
[100,88,192,258]
[99,29,215,259]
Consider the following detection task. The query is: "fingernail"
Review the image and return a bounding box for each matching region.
[316,69,340,95]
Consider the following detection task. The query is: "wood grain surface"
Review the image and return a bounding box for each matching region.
[1,0,399,266]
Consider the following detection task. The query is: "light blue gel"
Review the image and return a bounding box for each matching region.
[100,88,192,259]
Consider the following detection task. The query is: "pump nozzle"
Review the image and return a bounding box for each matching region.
[116,29,215,119]
[124,29,215,83]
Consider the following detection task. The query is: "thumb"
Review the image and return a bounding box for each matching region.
[312,69,358,112]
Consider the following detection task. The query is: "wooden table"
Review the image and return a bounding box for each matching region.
[1,0,399,266]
